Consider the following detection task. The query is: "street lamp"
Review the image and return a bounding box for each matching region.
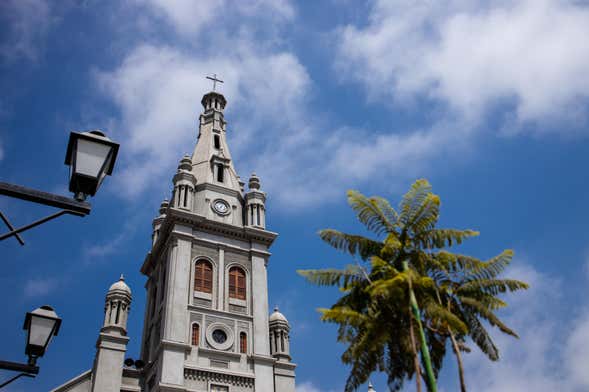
[0,306,61,388]
[0,129,119,244]
[23,305,62,364]
[65,130,119,201]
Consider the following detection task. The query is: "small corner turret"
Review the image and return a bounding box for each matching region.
[152,198,168,246]
[91,275,132,392]
[269,306,291,362]
[102,274,132,335]
[172,155,197,211]
[245,172,266,229]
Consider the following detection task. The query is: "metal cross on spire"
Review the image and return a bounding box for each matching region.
[206,74,224,91]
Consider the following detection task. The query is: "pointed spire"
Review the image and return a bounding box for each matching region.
[367,382,376,392]
[190,90,242,194]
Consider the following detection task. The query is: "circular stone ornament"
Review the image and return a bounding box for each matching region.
[212,199,230,215]
[206,322,234,351]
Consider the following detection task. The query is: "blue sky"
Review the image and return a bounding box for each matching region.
[1,0,589,391]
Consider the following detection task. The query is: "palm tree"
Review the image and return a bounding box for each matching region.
[298,179,528,392]
[427,249,528,391]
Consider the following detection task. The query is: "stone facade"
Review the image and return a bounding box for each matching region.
[52,90,296,392]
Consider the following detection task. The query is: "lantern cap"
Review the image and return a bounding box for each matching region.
[23,305,62,336]
[64,130,119,176]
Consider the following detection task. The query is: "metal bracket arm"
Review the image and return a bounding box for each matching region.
[0,210,84,242]
[0,182,91,215]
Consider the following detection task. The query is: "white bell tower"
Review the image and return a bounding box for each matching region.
[138,84,296,392]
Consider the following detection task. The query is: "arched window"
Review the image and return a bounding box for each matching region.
[239,332,247,353]
[192,323,200,346]
[229,266,246,300]
[213,134,220,149]
[194,260,213,294]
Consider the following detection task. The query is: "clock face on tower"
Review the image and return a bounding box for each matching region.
[212,199,230,215]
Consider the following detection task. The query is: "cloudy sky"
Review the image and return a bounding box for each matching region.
[1,0,589,391]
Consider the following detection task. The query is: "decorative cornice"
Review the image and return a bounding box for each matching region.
[96,332,129,351]
[161,339,192,352]
[196,346,242,360]
[141,209,277,276]
[194,182,242,200]
[184,367,255,388]
[187,304,253,321]
[274,361,297,371]
[157,382,187,392]
[251,354,277,365]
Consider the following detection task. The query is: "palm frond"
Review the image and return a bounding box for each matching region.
[423,301,468,334]
[399,179,432,226]
[468,250,515,281]
[463,311,499,361]
[319,229,383,260]
[459,278,529,296]
[460,297,518,338]
[320,306,367,327]
[416,228,479,249]
[347,190,397,236]
[407,193,441,235]
[297,265,364,287]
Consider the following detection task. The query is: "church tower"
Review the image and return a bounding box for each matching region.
[138,88,296,392]
[91,275,132,392]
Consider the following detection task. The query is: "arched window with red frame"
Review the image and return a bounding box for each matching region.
[194,260,213,294]
[239,332,247,353]
[228,266,246,300]
[191,323,200,346]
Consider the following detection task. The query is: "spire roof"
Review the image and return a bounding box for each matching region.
[190,91,242,195]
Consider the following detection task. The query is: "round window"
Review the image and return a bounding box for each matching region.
[212,329,227,344]
[205,323,234,351]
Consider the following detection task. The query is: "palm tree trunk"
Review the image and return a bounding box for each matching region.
[449,331,467,392]
[404,261,437,392]
[409,311,423,392]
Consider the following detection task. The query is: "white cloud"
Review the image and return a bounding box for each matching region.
[296,381,339,392]
[0,0,53,62]
[335,0,589,134]
[296,382,322,392]
[136,0,294,37]
[24,277,58,298]
[96,0,476,207]
[83,218,138,261]
[454,260,589,391]
[96,41,311,201]
[96,40,460,206]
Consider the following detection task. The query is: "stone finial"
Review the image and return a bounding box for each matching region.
[178,155,192,171]
[248,172,261,190]
[159,199,169,215]
[368,382,376,392]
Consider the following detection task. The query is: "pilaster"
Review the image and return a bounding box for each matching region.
[251,254,270,355]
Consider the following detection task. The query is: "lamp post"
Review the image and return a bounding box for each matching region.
[0,130,119,244]
[0,306,61,388]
